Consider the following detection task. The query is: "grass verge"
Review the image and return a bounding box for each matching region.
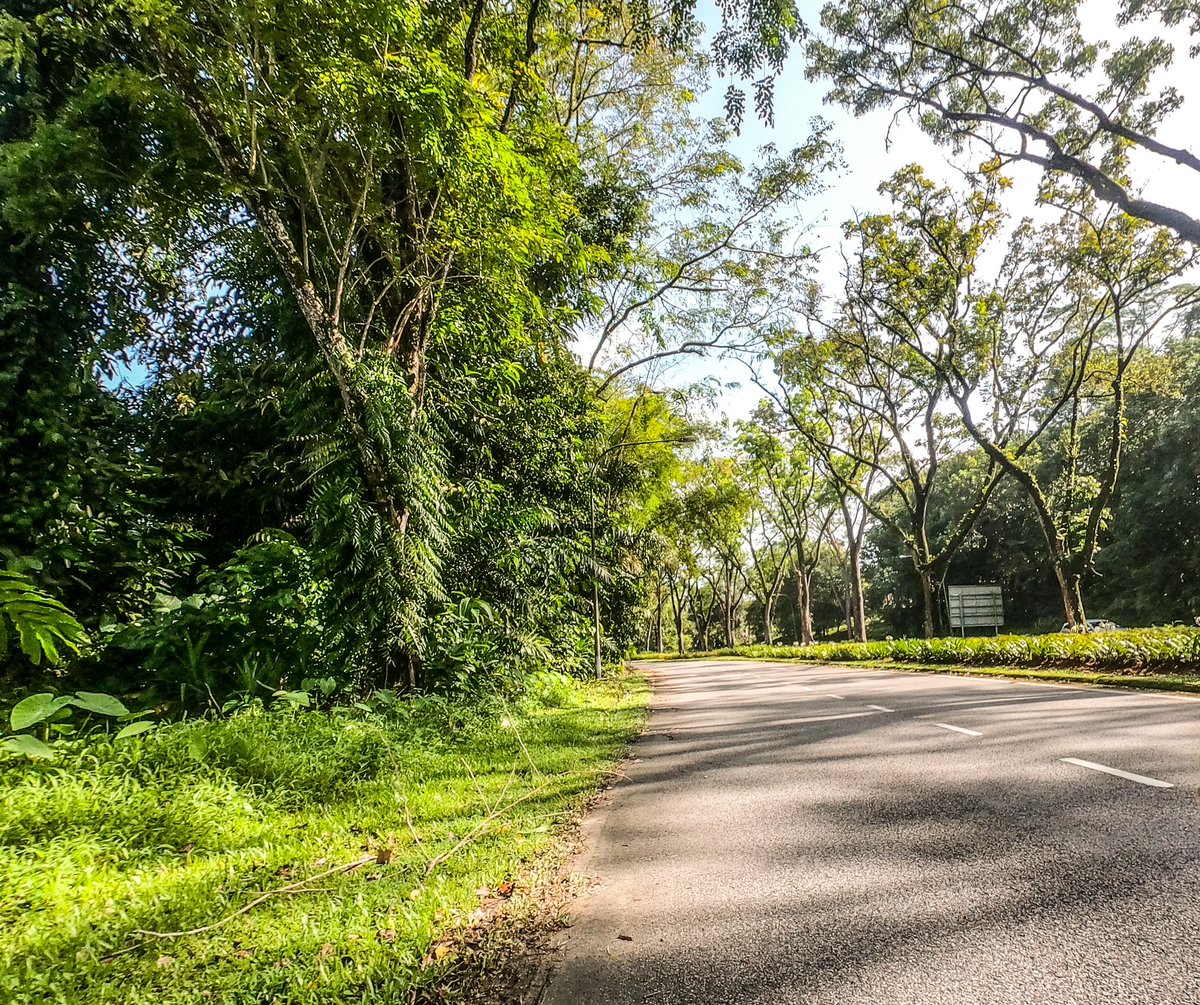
[635,630,1200,694]
[0,673,650,1005]
[775,658,1200,694]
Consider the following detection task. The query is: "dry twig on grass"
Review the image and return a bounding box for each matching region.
[423,782,550,878]
[130,855,376,940]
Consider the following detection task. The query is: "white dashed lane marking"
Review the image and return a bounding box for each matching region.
[1060,757,1174,789]
[868,704,895,712]
[931,722,983,737]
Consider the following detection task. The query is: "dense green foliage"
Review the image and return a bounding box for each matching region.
[0,567,87,667]
[865,333,1200,635]
[634,174,1200,648]
[2,0,788,709]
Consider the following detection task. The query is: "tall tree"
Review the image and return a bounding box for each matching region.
[815,167,1007,636]
[868,170,1197,626]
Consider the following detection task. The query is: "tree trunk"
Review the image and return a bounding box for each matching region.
[723,564,735,648]
[667,573,685,656]
[794,541,814,645]
[843,504,868,643]
[919,566,936,639]
[654,579,664,653]
[848,548,867,643]
[592,579,603,675]
[693,590,713,651]
[842,582,854,642]
[763,594,776,646]
[1054,564,1088,629]
[1027,489,1088,630]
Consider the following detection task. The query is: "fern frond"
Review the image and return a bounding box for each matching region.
[0,570,88,666]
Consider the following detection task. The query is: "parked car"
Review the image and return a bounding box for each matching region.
[1060,618,1121,632]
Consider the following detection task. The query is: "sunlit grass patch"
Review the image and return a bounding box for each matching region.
[0,674,649,1005]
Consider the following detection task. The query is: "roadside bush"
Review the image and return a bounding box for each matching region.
[98,534,331,706]
[523,668,578,707]
[692,626,1200,672]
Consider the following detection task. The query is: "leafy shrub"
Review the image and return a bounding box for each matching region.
[100,533,330,705]
[422,596,511,695]
[422,596,570,697]
[524,668,578,707]
[697,626,1200,672]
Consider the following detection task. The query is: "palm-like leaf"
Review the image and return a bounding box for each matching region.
[0,571,88,666]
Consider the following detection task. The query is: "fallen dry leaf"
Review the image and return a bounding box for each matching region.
[155,956,175,969]
[376,929,397,944]
[421,940,457,969]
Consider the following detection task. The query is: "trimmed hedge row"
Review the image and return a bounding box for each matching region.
[681,627,1200,673]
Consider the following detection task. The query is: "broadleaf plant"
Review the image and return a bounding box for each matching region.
[3,689,151,759]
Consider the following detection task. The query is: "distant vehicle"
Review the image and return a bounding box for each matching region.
[1060,619,1121,633]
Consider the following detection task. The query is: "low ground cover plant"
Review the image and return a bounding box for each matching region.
[669,626,1200,675]
[0,674,648,1005]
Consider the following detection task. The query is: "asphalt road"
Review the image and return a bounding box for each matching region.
[537,659,1200,1005]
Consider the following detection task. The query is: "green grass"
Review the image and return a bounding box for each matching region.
[0,674,649,1005]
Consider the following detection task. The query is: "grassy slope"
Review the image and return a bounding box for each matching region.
[0,674,649,1005]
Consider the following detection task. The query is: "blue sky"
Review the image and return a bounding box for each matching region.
[671,0,1200,423]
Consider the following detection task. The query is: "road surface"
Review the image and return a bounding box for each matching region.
[538,659,1200,1005]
